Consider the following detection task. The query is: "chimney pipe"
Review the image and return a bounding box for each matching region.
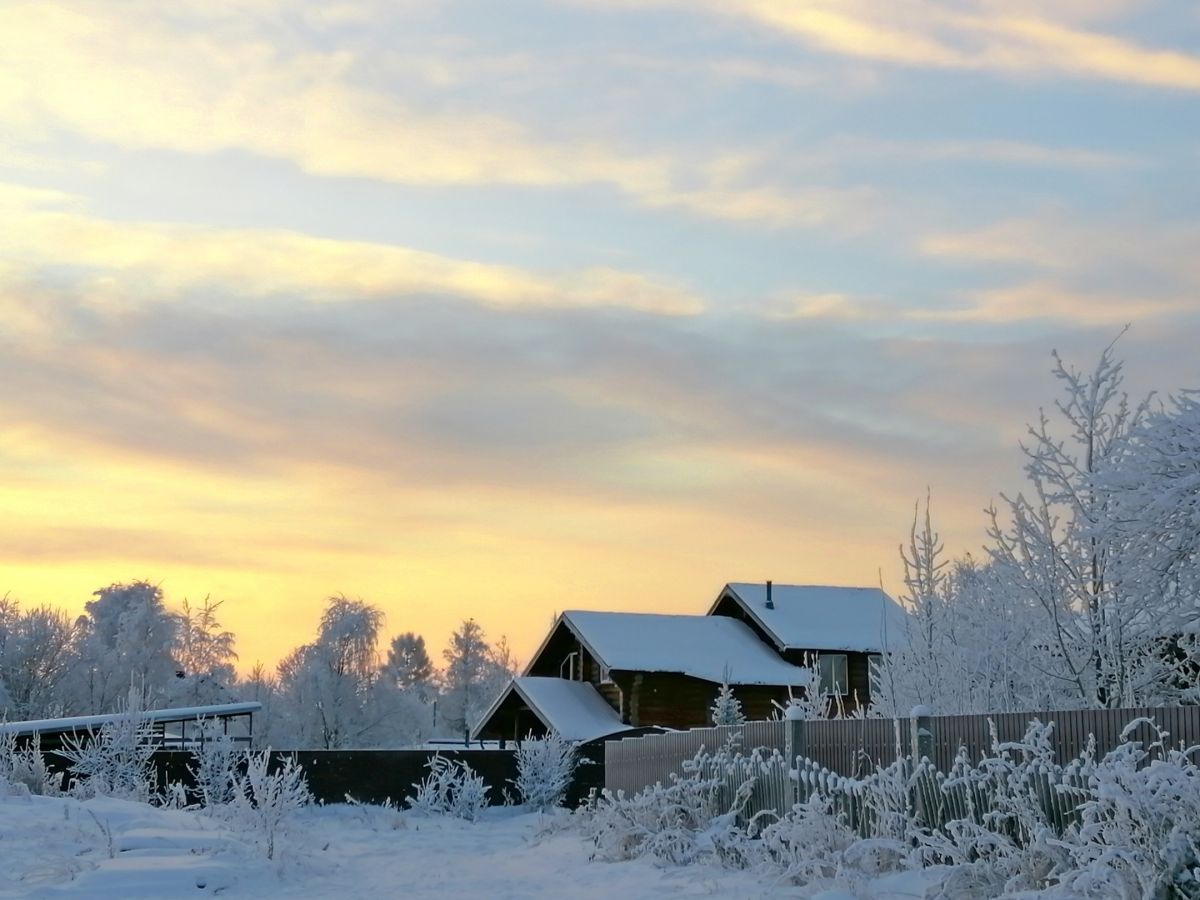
[765,580,774,609]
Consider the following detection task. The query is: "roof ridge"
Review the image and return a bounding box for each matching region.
[729,582,884,591]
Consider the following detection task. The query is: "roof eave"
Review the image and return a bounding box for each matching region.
[712,583,789,652]
[470,677,519,741]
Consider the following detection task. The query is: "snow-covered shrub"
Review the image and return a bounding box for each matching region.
[408,755,489,821]
[227,750,312,860]
[917,722,1076,892]
[512,732,578,811]
[55,688,156,801]
[0,730,59,796]
[776,722,1078,892]
[758,790,861,883]
[1059,719,1200,898]
[189,720,243,808]
[582,739,755,865]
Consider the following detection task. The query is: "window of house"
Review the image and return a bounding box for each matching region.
[818,653,849,696]
[599,664,613,684]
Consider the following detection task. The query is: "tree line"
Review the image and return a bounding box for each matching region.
[0,585,515,747]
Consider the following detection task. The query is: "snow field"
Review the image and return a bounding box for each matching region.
[0,793,794,899]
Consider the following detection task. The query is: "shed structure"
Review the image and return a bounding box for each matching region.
[0,701,262,752]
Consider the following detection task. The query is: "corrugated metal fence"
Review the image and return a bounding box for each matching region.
[605,705,1200,797]
[604,721,785,796]
[923,706,1200,771]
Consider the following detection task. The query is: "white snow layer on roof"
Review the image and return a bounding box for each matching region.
[0,701,262,736]
[562,611,811,685]
[510,677,632,743]
[723,583,908,653]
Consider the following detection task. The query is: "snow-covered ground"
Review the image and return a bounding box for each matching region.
[0,793,947,899]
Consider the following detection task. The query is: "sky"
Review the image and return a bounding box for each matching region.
[1,0,1198,672]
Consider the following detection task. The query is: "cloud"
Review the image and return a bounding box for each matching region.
[763,292,889,321]
[0,5,654,189]
[0,184,704,316]
[813,137,1139,170]
[916,282,1194,326]
[918,214,1200,286]
[573,0,1200,91]
[643,184,879,231]
[919,218,1072,268]
[0,2,884,231]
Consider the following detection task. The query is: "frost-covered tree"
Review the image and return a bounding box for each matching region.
[873,497,1045,716]
[1098,388,1200,702]
[318,595,384,683]
[273,595,422,748]
[73,581,180,714]
[710,670,745,726]
[383,632,434,693]
[170,597,237,707]
[883,340,1200,714]
[0,596,76,719]
[441,619,515,741]
[236,662,285,747]
[985,343,1161,708]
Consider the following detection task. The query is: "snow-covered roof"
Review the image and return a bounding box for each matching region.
[0,701,262,737]
[713,583,908,653]
[558,610,812,685]
[473,677,634,744]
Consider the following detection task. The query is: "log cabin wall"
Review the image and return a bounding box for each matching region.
[609,672,791,729]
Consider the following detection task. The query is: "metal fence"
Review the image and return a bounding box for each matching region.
[605,705,1200,796]
[922,706,1200,771]
[604,720,785,795]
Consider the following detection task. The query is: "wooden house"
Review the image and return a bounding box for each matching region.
[708,582,908,711]
[473,582,908,742]
[474,608,812,741]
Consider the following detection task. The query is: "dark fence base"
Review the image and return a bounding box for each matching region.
[154,747,603,809]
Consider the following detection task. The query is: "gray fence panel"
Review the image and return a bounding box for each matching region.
[605,705,1200,798]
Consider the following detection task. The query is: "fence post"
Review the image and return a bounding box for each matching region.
[910,705,934,762]
[908,706,935,827]
[784,704,806,807]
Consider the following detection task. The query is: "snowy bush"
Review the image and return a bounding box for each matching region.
[757,790,861,883]
[1059,719,1200,898]
[0,730,59,796]
[227,750,312,860]
[582,739,756,865]
[512,731,578,811]
[583,715,1200,897]
[408,754,489,821]
[188,719,243,808]
[55,687,156,801]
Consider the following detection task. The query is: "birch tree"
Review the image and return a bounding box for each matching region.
[985,342,1150,707]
